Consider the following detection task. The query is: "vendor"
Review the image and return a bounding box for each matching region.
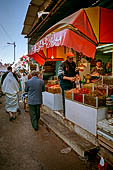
[58,52,79,115]
[91,59,105,76]
[104,62,112,76]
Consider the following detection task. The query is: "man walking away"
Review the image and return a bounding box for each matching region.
[25,71,45,131]
[2,72,19,121]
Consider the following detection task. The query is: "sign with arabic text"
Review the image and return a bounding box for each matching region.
[30,30,66,54]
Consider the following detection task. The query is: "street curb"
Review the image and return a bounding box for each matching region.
[40,112,96,158]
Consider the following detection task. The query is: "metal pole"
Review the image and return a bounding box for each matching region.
[14,42,16,62]
[7,42,16,63]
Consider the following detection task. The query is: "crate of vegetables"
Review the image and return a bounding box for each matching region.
[103,76,113,85]
[84,90,106,107]
[65,89,73,100]
[84,95,96,107]
[73,88,90,103]
[45,84,55,92]
[65,88,78,100]
[74,93,83,103]
[48,85,61,94]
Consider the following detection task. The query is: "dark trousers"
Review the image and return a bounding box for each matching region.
[61,89,65,117]
[29,104,41,130]
[61,86,73,117]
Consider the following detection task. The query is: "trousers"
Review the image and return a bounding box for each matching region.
[29,104,41,130]
[61,89,65,116]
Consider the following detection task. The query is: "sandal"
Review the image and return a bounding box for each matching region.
[9,116,14,121]
[9,112,15,121]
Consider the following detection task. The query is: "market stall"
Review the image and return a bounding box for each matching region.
[27,6,113,140]
[64,76,113,135]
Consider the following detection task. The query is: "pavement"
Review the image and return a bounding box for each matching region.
[41,108,97,158]
[0,94,112,170]
[0,95,100,170]
[40,106,113,168]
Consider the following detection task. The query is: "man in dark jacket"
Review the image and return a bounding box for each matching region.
[58,52,79,115]
[25,71,45,131]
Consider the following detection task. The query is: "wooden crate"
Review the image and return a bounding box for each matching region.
[65,91,72,100]
[98,134,113,153]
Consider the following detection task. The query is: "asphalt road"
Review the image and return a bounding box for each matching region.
[0,95,101,170]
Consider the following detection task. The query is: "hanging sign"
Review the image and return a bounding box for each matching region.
[30,30,66,54]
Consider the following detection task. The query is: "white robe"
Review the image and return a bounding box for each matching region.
[21,75,28,94]
[2,72,19,112]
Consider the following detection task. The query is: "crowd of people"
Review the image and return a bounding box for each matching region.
[0,66,45,131]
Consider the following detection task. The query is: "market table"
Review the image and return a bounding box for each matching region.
[42,92,63,111]
[65,99,107,136]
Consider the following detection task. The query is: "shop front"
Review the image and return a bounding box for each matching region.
[27,7,113,159]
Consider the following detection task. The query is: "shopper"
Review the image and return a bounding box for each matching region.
[58,52,79,115]
[25,71,45,131]
[2,71,19,121]
[1,66,18,85]
[91,59,105,76]
[104,62,112,76]
[21,72,28,94]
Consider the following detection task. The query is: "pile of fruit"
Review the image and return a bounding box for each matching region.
[65,88,90,101]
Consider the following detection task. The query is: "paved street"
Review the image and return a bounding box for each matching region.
[0,95,101,170]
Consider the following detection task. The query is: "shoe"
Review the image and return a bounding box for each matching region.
[9,116,14,121]
[34,126,39,131]
[12,116,16,120]
[34,128,38,131]
[9,112,16,121]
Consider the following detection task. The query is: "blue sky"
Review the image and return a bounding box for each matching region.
[0,0,30,64]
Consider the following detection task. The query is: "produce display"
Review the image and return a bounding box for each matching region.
[84,93,106,107]
[45,76,113,108]
[103,76,113,85]
[74,93,83,103]
[45,80,61,94]
[45,84,55,92]
[65,88,90,101]
[94,83,113,96]
[94,86,106,96]
[82,83,94,90]
[48,85,61,94]
[65,88,79,100]
[65,87,106,107]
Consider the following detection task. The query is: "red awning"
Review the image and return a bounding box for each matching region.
[28,48,64,65]
[30,29,96,59]
[28,53,45,65]
[100,8,113,43]
[29,7,113,61]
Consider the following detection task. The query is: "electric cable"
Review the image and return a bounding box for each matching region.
[0,24,13,42]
